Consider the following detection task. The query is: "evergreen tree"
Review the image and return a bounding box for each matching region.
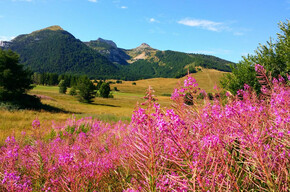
[77,76,95,103]
[0,49,33,101]
[99,82,111,98]
[69,86,77,96]
[58,80,67,94]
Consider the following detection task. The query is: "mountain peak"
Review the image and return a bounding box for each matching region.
[138,43,151,49]
[43,25,63,31]
[97,38,117,48]
[32,25,63,33]
[133,43,153,52]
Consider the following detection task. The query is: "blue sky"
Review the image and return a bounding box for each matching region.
[0,0,289,62]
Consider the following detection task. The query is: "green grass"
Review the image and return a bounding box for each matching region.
[0,69,227,145]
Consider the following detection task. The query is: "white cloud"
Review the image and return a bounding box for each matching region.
[120,6,128,9]
[178,18,227,32]
[88,0,98,3]
[0,36,15,41]
[149,18,159,23]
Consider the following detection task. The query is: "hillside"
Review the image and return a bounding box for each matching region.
[87,40,234,80]
[85,38,130,65]
[3,26,118,78]
[1,25,235,80]
[117,48,233,80]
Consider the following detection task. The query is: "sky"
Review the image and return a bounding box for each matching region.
[0,0,289,63]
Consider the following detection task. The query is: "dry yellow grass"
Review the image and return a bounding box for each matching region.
[114,69,227,95]
[0,69,226,145]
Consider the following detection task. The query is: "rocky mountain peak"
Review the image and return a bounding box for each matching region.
[138,43,151,49]
[97,38,117,48]
[133,43,153,52]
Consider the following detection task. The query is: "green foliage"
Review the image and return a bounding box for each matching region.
[116,80,122,84]
[132,82,136,85]
[0,49,33,101]
[58,80,67,94]
[69,86,77,96]
[77,76,95,103]
[221,20,290,94]
[4,27,235,81]
[118,51,233,80]
[96,80,104,90]
[6,29,118,79]
[99,82,111,98]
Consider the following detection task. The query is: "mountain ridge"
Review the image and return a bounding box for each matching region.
[1,25,235,80]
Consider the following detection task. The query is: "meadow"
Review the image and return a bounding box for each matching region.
[0,65,289,191]
[0,69,225,145]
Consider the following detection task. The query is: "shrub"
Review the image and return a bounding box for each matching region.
[221,20,290,94]
[114,86,119,91]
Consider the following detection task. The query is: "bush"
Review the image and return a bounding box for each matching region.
[221,20,290,94]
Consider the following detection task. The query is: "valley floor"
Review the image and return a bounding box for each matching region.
[0,69,226,144]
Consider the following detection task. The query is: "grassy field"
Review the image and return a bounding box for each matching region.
[0,69,226,144]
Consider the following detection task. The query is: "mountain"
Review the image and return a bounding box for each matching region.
[119,49,233,80]
[85,38,130,65]
[2,26,118,78]
[85,40,234,80]
[1,25,235,80]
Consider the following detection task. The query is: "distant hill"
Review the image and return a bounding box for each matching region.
[85,38,130,65]
[116,44,233,80]
[1,25,235,80]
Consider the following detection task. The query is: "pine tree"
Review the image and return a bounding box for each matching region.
[0,49,33,101]
[77,76,95,103]
[99,82,111,98]
[58,80,67,94]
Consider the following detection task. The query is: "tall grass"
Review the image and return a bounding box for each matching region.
[0,65,289,191]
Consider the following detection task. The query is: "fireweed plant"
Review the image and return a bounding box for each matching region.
[0,64,289,191]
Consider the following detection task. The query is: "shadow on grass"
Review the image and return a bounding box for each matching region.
[0,94,77,114]
[36,103,74,113]
[91,103,121,108]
